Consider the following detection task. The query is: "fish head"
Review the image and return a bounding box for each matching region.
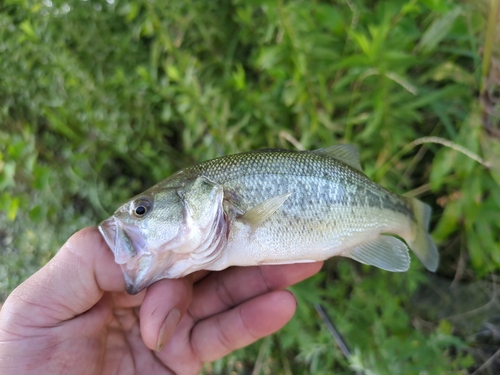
[98,176,227,294]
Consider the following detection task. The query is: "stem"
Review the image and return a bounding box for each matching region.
[314,303,365,375]
[481,0,499,94]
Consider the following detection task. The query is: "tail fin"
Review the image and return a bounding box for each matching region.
[404,198,439,272]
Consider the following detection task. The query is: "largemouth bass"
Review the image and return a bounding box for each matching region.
[99,145,439,294]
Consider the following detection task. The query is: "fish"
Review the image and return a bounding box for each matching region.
[98,145,439,294]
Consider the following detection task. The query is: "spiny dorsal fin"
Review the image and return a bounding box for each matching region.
[312,145,362,172]
[240,192,292,231]
[346,235,410,272]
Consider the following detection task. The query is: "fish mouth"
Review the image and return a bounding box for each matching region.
[98,217,147,264]
[126,283,143,295]
[98,217,150,294]
[98,217,117,257]
[98,216,134,264]
[124,273,149,295]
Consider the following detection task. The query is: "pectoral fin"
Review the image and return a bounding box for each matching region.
[347,236,410,272]
[240,192,292,231]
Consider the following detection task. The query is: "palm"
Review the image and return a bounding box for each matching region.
[0,227,322,375]
[96,266,314,375]
[100,298,171,374]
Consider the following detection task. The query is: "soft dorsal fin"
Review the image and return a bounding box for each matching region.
[240,192,292,231]
[346,235,410,272]
[312,145,362,172]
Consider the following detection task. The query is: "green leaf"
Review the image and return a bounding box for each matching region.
[33,166,50,190]
[418,7,462,54]
[430,149,455,191]
[124,2,141,22]
[231,63,246,90]
[0,161,16,189]
[19,19,38,40]
[29,205,45,223]
[257,46,284,70]
[166,65,181,82]
[429,61,476,86]
[1,194,16,221]
[350,31,372,58]
[433,200,461,241]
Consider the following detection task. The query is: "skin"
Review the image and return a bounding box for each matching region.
[0,227,323,375]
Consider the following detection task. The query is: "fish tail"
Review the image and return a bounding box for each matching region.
[403,197,439,272]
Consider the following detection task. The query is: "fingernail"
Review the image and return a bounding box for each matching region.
[156,308,181,352]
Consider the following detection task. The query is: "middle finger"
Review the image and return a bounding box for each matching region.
[188,261,323,321]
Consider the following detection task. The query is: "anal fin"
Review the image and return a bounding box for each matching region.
[347,236,410,272]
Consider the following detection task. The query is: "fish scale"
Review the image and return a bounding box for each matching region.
[99,146,439,294]
[185,150,412,238]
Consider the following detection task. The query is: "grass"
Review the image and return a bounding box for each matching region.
[1,0,500,373]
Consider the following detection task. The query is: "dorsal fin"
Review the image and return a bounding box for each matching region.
[312,145,362,172]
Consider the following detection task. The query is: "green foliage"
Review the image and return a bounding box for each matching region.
[1,0,499,373]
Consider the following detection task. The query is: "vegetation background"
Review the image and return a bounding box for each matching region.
[1,0,500,373]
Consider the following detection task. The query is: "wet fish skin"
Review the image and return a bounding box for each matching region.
[100,177,227,293]
[99,146,439,294]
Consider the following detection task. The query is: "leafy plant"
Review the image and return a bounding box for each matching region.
[1,0,499,373]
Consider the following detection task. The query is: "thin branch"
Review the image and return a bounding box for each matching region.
[314,303,365,375]
[278,131,305,150]
[375,136,492,181]
[471,347,500,375]
[251,336,270,375]
[403,183,431,198]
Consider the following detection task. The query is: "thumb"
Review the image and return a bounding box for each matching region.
[2,227,126,327]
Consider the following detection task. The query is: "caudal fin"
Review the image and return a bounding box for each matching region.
[404,198,439,272]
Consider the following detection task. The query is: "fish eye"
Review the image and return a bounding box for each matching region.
[132,199,151,218]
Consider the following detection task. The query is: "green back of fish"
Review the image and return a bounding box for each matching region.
[188,149,413,219]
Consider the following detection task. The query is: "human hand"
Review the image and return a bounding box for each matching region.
[0,227,322,375]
